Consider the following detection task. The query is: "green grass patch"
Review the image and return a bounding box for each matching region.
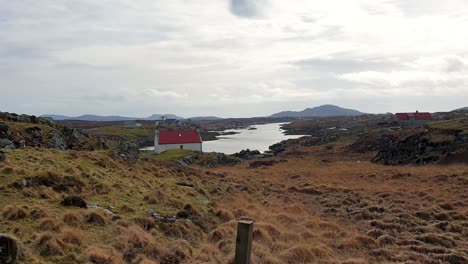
[140,149,193,161]
[88,125,154,139]
[427,118,468,131]
[426,133,456,144]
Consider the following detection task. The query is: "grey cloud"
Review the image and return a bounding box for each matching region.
[229,0,264,18]
[82,95,126,102]
[293,57,399,74]
[445,57,465,72]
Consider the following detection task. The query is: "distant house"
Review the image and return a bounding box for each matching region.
[124,121,142,128]
[154,130,202,154]
[155,118,180,125]
[395,112,432,126]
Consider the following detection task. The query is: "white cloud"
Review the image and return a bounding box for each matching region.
[1,0,468,116]
[143,89,186,98]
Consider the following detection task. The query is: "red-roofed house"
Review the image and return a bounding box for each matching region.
[154,130,202,153]
[395,111,432,126]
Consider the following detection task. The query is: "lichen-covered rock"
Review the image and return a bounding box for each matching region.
[114,141,139,162]
[48,131,67,150]
[0,122,8,133]
[233,149,268,159]
[18,114,31,123]
[0,139,15,150]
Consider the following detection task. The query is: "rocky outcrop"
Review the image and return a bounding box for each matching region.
[372,134,467,165]
[269,135,336,155]
[370,122,468,165]
[0,122,8,134]
[233,149,271,159]
[114,141,139,162]
[60,196,87,208]
[0,111,108,151]
[0,234,19,264]
[48,131,67,150]
[0,139,15,149]
[179,152,240,167]
[11,174,85,194]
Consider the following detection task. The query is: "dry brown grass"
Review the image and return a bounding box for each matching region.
[2,205,29,220]
[59,227,83,246]
[62,211,83,227]
[113,224,162,262]
[38,218,59,231]
[34,232,64,256]
[86,209,107,225]
[1,146,467,263]
[279,244,333,263]
[89,246,124,264]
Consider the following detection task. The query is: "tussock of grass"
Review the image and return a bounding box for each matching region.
[35,232,64,256]
[86,209,107,225]
[59,227,83,246]
[2,205,29,220]
[113,225,162,262]
[62,211,83,227]
[38,218,58,231]
[88,246,124,264]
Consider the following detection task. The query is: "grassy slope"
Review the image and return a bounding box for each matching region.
[0,148,222,263]
[88,125,154,140]
[0,145,467,263]
[425,118,468,143]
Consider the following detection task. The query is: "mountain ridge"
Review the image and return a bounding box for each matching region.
[41,114,184,121]
[270,104,364,118]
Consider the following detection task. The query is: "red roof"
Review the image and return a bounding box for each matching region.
[158,130,201,145]
[395,112,432,121]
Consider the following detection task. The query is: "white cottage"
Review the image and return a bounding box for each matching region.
[154,129,202,154]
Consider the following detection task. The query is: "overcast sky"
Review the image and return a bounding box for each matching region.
[1,0,468,117]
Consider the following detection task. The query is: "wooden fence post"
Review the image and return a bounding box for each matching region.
[234,220,254,264]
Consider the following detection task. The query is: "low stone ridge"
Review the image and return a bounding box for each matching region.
[178,152,240,167]
[269,135,337,155]
[12,174,85,194]
[232,149,272,159]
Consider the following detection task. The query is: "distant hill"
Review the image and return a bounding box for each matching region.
[41,114,184,121]
[188,116,223,121]
[270,104,364,118]
[453,107,468,111]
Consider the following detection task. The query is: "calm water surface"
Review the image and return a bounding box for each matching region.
[142,123,304,154]
[203,122,304,154]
